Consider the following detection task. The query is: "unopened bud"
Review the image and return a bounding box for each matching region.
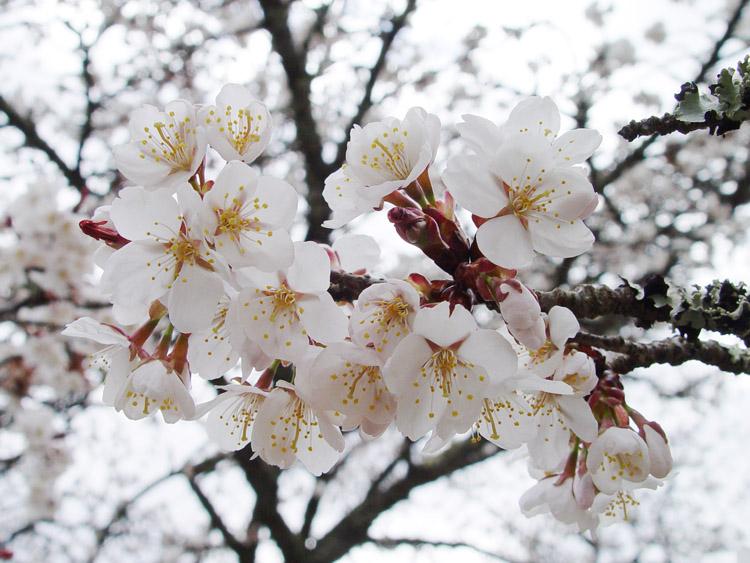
[643,423,672,478]
[497,280,546,349]
[79,219,130,249]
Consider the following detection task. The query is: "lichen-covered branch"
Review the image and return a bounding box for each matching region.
[575,332,750,375]
[618,110,743,141]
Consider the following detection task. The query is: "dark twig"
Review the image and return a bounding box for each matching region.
[333,0,419,167]
[575,332,750,375]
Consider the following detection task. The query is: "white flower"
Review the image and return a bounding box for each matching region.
[331,234,381,273]
[643,424,672,479]
[587,427,650,494]
[187,289,239,380]
[383,302,517,441]
[519,305,579,379]
[234,241,348,361]
[62,316,133,406]
[323,108,441,227]
[349,279,420,361]
[322,166,383,229]
[199,84,272,164]
[348,107,441,199]
[497,280,546,349]
[308,341,396,438]
[101,186,224,332]
[203,161,297,270]
[251,380,344,475]
[114,100,206,190]
[590,477,662,526]
[443,96,601,268]
[474,387,536,449]
[520,475,598,532]
[201,383,267,451]
[114,359,195,423]
[526,351,599,471]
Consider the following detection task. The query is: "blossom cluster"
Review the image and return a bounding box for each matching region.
[65,86,672,531]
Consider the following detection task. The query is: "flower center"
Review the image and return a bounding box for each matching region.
[374,296,411,328]
[426,349,458,397]
[224,106,262,154]
[140,116,194,170]
[267,285,297,322]
[167,236,200,267]
[216,207,254,239]
[528,340,556,364]
[361,128,412,179]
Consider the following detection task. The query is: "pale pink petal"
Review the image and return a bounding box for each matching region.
[551,128,602,165]
[413,302,476,348]
[504,96,561,139]
[297,293,349,344]
[442,155,506,218]
[476,215,535,269]
[167,265,224,333]
[287,241,330,295]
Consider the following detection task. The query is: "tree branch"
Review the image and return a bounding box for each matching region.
[258,0,333,243]
[575,332,750,375]
[333,0,419,167]
[185,473,252,562]
[369,535,526,562]
[0,94,87,194]
[311,439,503,563]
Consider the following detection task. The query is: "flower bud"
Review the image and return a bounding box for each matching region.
[497,280,546,349]
[79,219,130,249]
[643,423,672,478]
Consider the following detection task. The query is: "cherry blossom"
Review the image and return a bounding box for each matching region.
[114,100,207,190]
[587,427,651,494]
[473,387,536,449]
[525,351,599,470]
[187,289,239,380]
[643,423,673,479]
[202,160,297,270]
[200,383,267,451]
[520,305,580,378]
[251,380,344,476]
[62,316,134,406]
[322,166,383,229]
[233,241,348,361]
[383,302,517,441]
[444,96,601,268]
[497,279,546,349]
[101,186,224,332]
[323,107,441,227]
[519,474,598,532]
[114,359,195,423]
[308,341,396,438]
[349,279,420,361]
[199,84,272,164]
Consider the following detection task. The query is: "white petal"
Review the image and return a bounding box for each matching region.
[476,215,535,269]
[383,334,433,396]
[504,96,560,139]
[552,128,602,165]
[556,395,598,442]
[458,329,517,386]
[168,265,224,333]
[110,187,181,242]
[548,306,579,348]
[413,302,476,348]
[529,217,594,259]
[332,234,380,272]
[63,317,129,347]
[297,293,348,344]
[442,154,506,218]
[456,114,503,160]
[287,241,330,295]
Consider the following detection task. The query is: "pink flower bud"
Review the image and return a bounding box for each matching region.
[498,281,545,349]
[644,423,672,478]
[573,471,596,510]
